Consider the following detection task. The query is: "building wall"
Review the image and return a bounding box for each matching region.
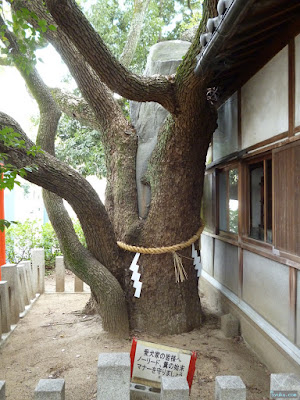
[201,33,300,372]
[241,46,288,148]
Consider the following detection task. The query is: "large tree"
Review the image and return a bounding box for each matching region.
[0,0,218,337]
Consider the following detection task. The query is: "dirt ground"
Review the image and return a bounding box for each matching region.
[0,273,271,399]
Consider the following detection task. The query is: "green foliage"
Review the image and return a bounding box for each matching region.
[56,114,106,178]
[0,1,57,74]
[6,218,86,268]
[83,0,202,73]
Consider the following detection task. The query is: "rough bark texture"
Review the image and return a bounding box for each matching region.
[1,0,219,335]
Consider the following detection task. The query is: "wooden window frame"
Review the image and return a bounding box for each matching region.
[241,153,273,248]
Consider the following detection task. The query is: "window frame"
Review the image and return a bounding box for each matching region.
[242,153,273,246]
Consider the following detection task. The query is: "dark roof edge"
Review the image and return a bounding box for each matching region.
[194,0,256,77]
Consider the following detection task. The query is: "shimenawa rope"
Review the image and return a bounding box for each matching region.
[117,223,204,283]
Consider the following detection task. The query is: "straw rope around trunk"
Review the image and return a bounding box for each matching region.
[117,223,204,283]
[117,224,204,254]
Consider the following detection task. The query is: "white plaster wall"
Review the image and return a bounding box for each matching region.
[241,46,288,148]
[201,234,214,276]
[295,34,300,127]
[243,251,290,339]
[213,92,238,161]
[213,240,239,294]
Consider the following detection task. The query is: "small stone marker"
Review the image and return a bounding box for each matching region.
[215,376,246,400]
[0,281,10,333]
[161,376,189,400]
[270,373,300,400]
[31,248,45,293]
[55,256,65,293]
[1,264,20,324]
[221,313,239,338]
[130,339,197,391]
[35,379,65,400]
[0,381,5,400]
[74,276,83,292]
[97,353,130,400]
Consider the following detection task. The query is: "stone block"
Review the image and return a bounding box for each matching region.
[160,377,189,400]
[97,353,130,400]
[17,264,30,307]
[130,383,160,400]
[31,248,45,294]
[0,381,5,400]
[74,276,83,292]
[215,376,246,400]
[55,257,65,293]
[23,261,34,300]
[0,281,10,333]
[270,374,300,399]
[221,313,239,337]
[1,264,20,324]
[35,379,65,400]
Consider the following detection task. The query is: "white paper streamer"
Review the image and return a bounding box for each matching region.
[129,252,143,298]
[192,243,202,278]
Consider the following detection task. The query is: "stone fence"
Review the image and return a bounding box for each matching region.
[0,249,88,342]
[0,248,45,342]
[0,353,299,399]
[54,255,88,293]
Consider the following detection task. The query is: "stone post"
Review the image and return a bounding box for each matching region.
[34,379,65,400]
[270,374,300,400]
[0,281,10,333]
[74,276,83,292]
[23,261,34,300]
[160,377,189,400]
[215,376,246,400]
[1,264,19,324]
[55,257,65,293]
[17,264,30,307]
[97,353,130,400]
[31,248,45,294]
[0,381,5,400]
[221,314,239,338]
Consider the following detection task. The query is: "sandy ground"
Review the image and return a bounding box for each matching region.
[0,273,271,399]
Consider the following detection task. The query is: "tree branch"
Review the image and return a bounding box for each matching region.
[0,111,119,270]
[11,0,140,238]
[50,88,100,130]
[45,0,178,114]
[119,0,151,68]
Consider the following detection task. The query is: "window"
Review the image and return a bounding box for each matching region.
[218,167,238,234]
[273,142,300,256]
[248,158,272,243]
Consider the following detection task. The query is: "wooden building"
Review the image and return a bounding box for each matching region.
[196,0,300,371]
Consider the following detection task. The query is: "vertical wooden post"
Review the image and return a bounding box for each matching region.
[0,171,5,279]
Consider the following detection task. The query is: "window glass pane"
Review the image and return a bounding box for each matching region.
[229,169,238,233]
[219,171,227,231]
[250,162,264,240]
[219,168,239,234]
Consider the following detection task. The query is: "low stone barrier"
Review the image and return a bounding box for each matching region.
[0,354,299,399]
[0,249,45,343]
[54,256,85,293]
